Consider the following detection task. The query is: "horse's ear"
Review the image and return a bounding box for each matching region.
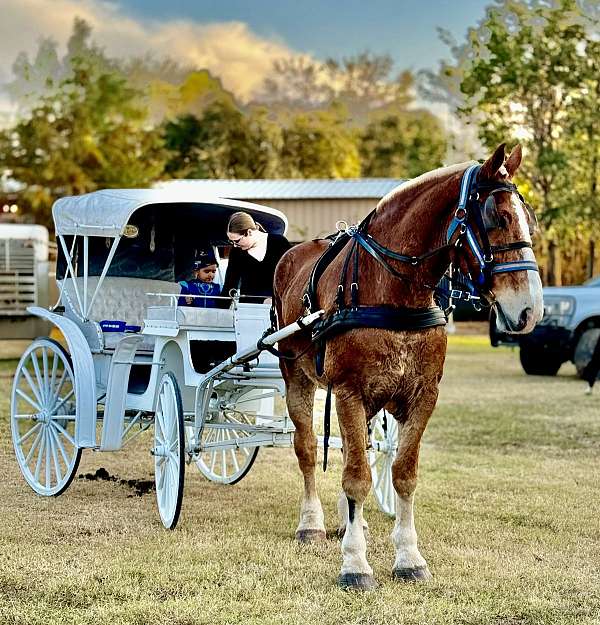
[504,144,522,178]
[480,143,506,179]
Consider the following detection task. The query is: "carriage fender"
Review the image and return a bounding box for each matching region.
[27,306,97,448]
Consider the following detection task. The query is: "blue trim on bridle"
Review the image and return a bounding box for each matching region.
[447,164,539,295]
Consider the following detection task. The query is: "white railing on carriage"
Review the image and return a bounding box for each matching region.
[55,234,122,320]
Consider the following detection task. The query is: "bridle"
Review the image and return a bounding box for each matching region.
[445,163,538,304]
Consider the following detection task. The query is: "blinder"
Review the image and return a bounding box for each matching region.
[481,187,538,236]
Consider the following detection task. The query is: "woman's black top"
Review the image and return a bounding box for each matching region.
[222,233,291,302]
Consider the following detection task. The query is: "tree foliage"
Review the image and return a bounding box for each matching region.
[428,0,599,235]
[359,110,447,178]
[1,19,451,227]
[0,55,167,224]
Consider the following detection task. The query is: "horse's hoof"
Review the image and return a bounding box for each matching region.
[295,529,326,543]
[392,565,432,582]
[337,573,378,591]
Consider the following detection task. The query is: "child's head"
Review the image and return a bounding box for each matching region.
[194,263,217,283]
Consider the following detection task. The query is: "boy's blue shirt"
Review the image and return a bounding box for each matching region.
[178,280,221,308]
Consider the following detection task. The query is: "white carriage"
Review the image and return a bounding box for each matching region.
[10,189,397,528]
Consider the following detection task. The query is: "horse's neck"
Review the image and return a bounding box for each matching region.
[367,173,462,307]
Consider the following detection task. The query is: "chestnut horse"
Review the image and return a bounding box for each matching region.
[273,144,543,590]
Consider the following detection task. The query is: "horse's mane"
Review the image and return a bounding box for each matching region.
[376,161,476,211]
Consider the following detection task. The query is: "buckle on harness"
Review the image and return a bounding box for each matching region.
[450,289,470,301]
[302,293,312,311]
[455,207,467,221]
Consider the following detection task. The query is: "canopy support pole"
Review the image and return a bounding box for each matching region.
[83,235,89,318]
[58,235,85,318]
[86,236,122,320]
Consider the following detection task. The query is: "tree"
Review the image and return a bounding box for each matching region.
[424,0,600,283]
[428,0,599,225]
[359,110,447,178]
[0,57,167,225]
[258,52,414,122]
[280,106,360,178]
[163,102,283,179]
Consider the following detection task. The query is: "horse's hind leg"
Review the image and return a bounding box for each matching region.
[390,387,438,582]
[283,365,325,543]
[336,390,377,591]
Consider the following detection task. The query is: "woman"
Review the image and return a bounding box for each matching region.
[221,211,291,304]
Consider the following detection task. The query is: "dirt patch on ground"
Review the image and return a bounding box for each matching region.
[78,467,154,496]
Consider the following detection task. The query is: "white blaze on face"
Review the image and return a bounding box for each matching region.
[493,195,544,333]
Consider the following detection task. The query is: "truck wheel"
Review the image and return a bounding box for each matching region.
[574,328,600,379]
[519,346,562,376]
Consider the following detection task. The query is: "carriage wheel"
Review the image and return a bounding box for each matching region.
[153,372,185,529]
[192,408,259,485]
[11,338,81,497]
[368,410,398,517]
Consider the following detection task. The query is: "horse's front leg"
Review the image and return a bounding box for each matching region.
[390,384,439,582]
[283,365,325,543]
[336,390,377,591]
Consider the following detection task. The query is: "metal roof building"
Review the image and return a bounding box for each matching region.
[158,178,406,241]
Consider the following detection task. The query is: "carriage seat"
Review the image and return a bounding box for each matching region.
[145,305,235,328]
[59,277,181,351]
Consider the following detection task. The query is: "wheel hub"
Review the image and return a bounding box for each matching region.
[151,445,169,457]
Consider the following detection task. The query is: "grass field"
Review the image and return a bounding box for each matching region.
[1,336,599,625]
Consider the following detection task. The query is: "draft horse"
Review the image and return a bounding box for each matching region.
[273,144,543,590]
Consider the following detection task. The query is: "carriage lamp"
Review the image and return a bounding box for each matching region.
[541,296,575,324]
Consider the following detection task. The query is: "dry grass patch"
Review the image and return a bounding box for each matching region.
[0,336,599,624]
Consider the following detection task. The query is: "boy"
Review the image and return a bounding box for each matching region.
[179,253,221,308]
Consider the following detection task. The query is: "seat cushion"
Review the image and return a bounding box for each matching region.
[146,305,235,328]
[59,277,181,327]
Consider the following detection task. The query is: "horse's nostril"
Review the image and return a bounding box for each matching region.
[519,307,532,329]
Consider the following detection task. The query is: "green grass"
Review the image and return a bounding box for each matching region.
[1,338,599,624]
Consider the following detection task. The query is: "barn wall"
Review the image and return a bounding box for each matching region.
[248,198,378,241]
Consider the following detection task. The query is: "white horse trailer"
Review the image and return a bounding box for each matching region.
[9,189,397,529]
[0,224,51,339]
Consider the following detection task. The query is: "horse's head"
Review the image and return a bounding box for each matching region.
[454,143,543,333]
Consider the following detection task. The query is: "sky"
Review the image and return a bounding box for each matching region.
[0,0,493,104]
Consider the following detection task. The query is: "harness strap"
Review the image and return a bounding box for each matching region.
[323,383,333,471]
[306,232,351,313]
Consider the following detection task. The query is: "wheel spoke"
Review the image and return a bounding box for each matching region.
[30,351,45,406]
[41,347,50,405]
[229,448,240,473]
[51,369,67,408]
[34,429,46,482]
[50,420,76,447]
[16,387,42,412]
[25,425,44,465]
[20,370,43,410]
[157,463,166,490]
[51,389,75,415]
[49,351,58,402]
[49,428,63,484]
[18,421,41,445]
[50,424,70,467]
[45,428,52,488]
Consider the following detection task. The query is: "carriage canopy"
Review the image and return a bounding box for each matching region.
[53,189,288,283]
[52,188,287,238]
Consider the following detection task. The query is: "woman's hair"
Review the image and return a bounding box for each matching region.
[227,211,266,234]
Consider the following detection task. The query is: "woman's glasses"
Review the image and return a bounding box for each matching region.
[228,233,247,246]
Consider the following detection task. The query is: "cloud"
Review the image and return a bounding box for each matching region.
[0,0,301,101]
